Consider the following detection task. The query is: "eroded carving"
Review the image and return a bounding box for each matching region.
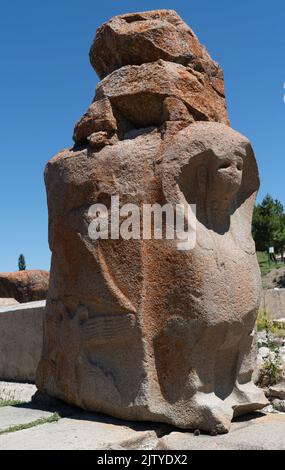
[36,10,267,433]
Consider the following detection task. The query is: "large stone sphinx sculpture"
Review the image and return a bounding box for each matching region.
[36,10,267,433]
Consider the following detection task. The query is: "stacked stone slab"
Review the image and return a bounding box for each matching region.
[0,270,49,303]
[36,10,267,434]
[73,10,229,149]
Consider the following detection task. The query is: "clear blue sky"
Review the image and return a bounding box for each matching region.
[0,0,284,272]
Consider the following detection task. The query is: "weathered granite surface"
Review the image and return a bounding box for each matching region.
[36,10,267,434]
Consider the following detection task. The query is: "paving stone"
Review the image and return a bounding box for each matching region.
[0,405,53,433]
[156,413,285,450]
[0,411,160,450]
[0,381,36,404]
[1,403,284,450]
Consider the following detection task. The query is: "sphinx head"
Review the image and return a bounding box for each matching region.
[196,145,245,215]
[163,122,259,234]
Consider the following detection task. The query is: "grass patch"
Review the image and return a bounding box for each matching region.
[270,325,285,337]
[257,251,284,276]
[257,308,285,337]
[0,399,25,408]
[0,388,25,408]
[257,307,271,331]
[0,412,60,436]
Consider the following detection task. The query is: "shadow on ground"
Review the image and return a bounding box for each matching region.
[13,399,267,437]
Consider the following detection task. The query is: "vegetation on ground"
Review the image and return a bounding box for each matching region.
[0,412,60,436]
[256,308,284,386]
[0,387,60,435]
[0,388,25,408]
[257,251,283,276]
[257,308,285,337]
[258,353,283,387]
[0,399,24,408]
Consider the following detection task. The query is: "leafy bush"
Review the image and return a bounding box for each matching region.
[258,349,282,387]
[256,308,283,386]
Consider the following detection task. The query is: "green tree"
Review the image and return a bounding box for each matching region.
[252,194,285,255]
[273,214,285,260]
[18,254,26,271]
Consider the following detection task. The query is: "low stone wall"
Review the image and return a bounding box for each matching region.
[0,301,45,382]
[262,289,285,319]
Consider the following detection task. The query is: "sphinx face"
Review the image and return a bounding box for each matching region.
[206,150,244,212]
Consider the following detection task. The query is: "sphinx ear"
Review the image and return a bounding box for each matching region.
[197,165,207,192]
